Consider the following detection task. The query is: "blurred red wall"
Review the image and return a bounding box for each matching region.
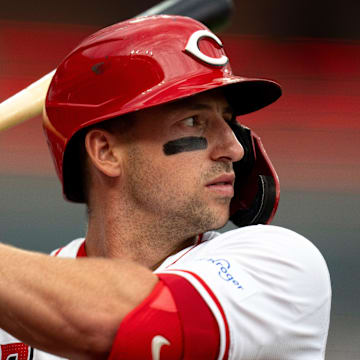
[1,21,359,192]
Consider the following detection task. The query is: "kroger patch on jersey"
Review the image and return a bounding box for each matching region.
[163,255,260,304]
[198,258,244,289]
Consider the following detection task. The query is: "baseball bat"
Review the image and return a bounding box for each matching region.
[0,0,234,132]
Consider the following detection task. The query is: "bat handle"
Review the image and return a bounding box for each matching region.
[0,70,55,132]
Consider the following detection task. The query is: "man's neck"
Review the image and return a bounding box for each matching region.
[84,212,198,269]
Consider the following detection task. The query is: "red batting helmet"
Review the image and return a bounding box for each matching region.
[43,15,281,224]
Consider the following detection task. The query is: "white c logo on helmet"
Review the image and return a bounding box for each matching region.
[184,29,229,66]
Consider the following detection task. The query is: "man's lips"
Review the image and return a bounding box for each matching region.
[206,174,235,196]
[206,173,235,186]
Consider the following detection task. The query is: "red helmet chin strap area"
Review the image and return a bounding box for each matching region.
[229,123,280,226]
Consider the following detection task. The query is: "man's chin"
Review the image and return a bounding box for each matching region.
[209,217,230,231]
[184,197,231,234]
[204,209,230,232]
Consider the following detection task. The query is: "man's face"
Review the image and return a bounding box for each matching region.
[121,89,244,236]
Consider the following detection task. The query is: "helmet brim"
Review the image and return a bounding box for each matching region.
[118,73,282,118]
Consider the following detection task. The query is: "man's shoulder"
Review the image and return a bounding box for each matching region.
[206,225,330,283]
[204,224,326,263]
[205,224,312,244]
[169,224,331,305]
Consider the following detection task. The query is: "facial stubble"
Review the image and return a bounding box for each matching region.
[124,144,231,245]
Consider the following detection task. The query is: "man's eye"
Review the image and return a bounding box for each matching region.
[182,116,197,127]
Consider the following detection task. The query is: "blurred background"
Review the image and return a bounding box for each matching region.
[0,0,359,358]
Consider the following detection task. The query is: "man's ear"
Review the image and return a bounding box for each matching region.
[85,129,122,178]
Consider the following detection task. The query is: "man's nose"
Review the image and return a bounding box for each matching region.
[210,121,245,163]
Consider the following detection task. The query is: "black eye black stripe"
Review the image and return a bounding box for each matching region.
[163,137,208,155]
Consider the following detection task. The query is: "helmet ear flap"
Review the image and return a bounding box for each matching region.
[229,122,280,227]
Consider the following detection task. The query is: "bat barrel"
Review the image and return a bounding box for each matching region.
[138,0,234,30]
[0,70,55,132]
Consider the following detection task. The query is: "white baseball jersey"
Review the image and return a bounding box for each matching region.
[0,225,331,359]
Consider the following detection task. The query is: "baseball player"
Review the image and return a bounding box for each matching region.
[0,15,331,360]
